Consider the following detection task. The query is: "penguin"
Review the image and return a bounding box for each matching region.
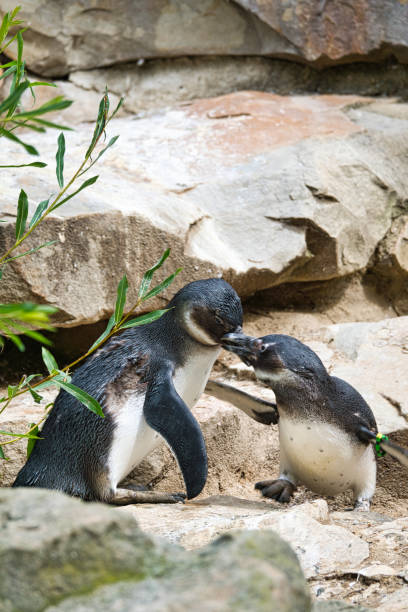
[217,332,408,510]
[13,278,243,505]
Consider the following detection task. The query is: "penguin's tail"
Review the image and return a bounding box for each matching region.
[359,426,408,468]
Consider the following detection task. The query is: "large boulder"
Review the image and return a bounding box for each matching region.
[2,1,408,76]
[2,92,408,326]
[0,487,311,612]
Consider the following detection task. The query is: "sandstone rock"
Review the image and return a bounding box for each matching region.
[2,1,408,77]
[0,387,57,487]
[0,488,310,612]
[2,93,408,327]
[0,487,178,612]
[322,317,408,430]
[313,602,372,612]
[377,587,408,611]
[123,496,369,579]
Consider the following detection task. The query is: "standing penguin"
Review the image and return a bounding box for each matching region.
[216,332,408,510]
[13,278,243,504]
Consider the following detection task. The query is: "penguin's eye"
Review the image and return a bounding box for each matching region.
[215,315,223,325]
[260,344,267,353]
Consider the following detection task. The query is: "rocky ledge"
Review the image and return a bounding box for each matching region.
[1,92,408,327]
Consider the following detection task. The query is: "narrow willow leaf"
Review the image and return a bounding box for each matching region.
[23,374,41,386]
[0,445,6,460]
[17,122,46,133]
[16,30,23,80]
[53,379,104,418]
[29,198,50,228]
[8,322,53,346]
[0,64,16,80]
[41,347,58,374]
[27,423,39,458]
[138,249,171,298]
[3,241,56,264]
[114,275,128,324]
[120,309,169,330]
[5,330,24,351]
[142,268,182,302]
[0,127,39,155]
[52,176,98,209]
[28,388,42,404]
[0,28,27,55]
[15,189,28,240]
[88,314,115,352]
[10,96,72,119]
[0,161,46,168]
[0,429,40,439]
[85,91,109,159]
[7,385,17,399]
[110,96,124,120]
[0,12,10,45]
[78,135,119,176]
[29,81,57,88]
[0,80,29,113]
[32,118,73,131]
[56,132,65,188]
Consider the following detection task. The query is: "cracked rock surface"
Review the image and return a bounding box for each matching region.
[1,92,408,327]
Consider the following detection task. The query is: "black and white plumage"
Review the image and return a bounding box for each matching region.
[13,278,243,504]
[219,332,406,511]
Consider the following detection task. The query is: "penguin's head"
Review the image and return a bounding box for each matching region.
[222,332,329,390]
[171,278,243,346]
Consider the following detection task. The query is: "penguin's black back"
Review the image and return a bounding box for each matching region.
[13,310,186,499]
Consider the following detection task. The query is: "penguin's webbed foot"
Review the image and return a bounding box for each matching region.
[255,478,296,504]
[353,498,370,512]
[111,488,186,505]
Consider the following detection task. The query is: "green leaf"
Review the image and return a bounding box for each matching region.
[41,347,58,374]
[52,176,99,209]
[3,240,56,264]
[31,118,73,131]
[78,135,119,177]
[138,249,171,298]
[142,268,182,302]
[27,424,39,458]
[0,429,40,439]
[9,96,73,120]
[0,80,29,113]
[110,96,124,120]
[7,385,17,399]
[29,81,57,88]
[85,91,109,159]
[0,64,16,80]
[120,309,169,330]
[0,161,46,168]
[15,189,28,240]
[0,27,26,55]
[88,314,115,352]
[53,379,104,418]
[0,127,39,155]
[28,388,43,404]
[114,275,128,324]
[8,322,53,346]
[56,132,65,188]
[0,445,6,460]
[29,198,50,228]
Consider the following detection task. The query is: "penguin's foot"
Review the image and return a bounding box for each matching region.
[255,479,296,503]
[353,498,370,512]
[111,488,186,505]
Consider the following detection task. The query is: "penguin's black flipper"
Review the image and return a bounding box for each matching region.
[359,426,408,469]
[143,365,207,500]
[205,379,279,425]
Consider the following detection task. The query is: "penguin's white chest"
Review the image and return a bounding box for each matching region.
[108,347,220,489]
[279,416,375,496]
[173,347,221,408]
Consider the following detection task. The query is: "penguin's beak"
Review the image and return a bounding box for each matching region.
[221,332,262,366]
